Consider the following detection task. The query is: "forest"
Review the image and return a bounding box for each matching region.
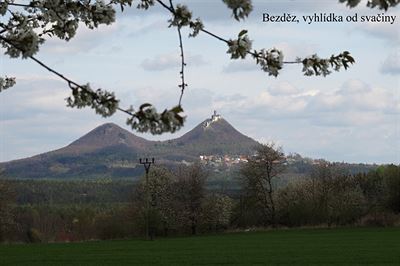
[0,144,399,243]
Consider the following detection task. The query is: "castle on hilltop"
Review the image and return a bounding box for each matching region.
[204,110,221,128]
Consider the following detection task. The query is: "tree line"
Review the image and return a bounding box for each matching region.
[0,144,399,243]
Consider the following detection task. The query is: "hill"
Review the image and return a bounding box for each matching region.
[0,112,259,179]
[56,122,152,155]
[170,112,257,155]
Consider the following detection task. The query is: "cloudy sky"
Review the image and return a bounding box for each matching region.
[1,0,399,164]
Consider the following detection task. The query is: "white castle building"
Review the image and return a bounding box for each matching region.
[204,110,221,128]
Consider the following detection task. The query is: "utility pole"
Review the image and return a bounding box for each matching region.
[139,157,154,240]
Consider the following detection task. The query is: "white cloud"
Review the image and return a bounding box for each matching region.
[208,78,398,163]
[214,83,310,120]
[270,42,319,61]
[212,79,398,127]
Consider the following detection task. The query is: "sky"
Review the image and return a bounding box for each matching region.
[1,0,399,164]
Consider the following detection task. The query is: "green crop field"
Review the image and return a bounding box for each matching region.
[1,227,400,265]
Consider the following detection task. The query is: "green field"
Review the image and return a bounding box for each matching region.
[1,228,400,265]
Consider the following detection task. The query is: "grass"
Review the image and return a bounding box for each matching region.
[1,227,400,265]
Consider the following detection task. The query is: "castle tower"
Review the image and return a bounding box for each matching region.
[211,110,221,122]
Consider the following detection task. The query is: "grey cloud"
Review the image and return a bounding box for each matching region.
[116,0,342,24]
[1,116,106,162]
[381,52,400,75]
[0,79,69,118]
[125,20,167,38]
[355,13,400,45]
[0,78,111,162]
[187,54,208,67]
[214,94,245,102]
[115,1,232,22]
[42,22,122,55]
[223,59,258,73]
[141,54,179,71]
[268,82,300,95]
[141,53,206,71]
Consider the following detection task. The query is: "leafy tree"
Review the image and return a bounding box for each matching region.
[9,0,398,133]
[239,143,285,226]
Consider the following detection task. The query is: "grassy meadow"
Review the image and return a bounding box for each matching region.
[1,227,400,265]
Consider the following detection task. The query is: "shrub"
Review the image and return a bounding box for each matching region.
[27,228,42,243]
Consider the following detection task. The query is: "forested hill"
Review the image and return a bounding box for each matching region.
[0,113,259,179]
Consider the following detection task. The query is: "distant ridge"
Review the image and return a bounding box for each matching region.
[0,112,259,179]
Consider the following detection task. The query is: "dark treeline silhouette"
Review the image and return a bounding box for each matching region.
[0,146,399,243]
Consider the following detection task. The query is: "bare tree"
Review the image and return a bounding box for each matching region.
[131,166,177,237]
[308,163,366,225]
[240,143,286,226]
[0,180,14,242]
[202,193,233,232]
[131,163,209,236]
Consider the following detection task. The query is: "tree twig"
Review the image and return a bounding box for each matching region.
[167,0,187,106]
[177,25,186,106]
